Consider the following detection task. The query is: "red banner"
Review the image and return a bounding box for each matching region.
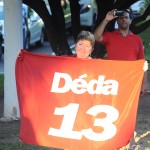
[15,50,144,150]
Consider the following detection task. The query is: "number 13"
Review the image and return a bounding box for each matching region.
[48,103,119,141]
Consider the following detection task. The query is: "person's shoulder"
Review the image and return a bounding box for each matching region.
[104,30,117,35]
[132,33,142,42]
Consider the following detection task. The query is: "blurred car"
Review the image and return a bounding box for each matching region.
[79,0,97,28]
[23,4,45,49]
[0,2,45,54]
[44,0,97,30]
[63,0,97,30]
[132,10,140,18]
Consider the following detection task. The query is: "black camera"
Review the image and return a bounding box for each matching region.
[114,10,124,16]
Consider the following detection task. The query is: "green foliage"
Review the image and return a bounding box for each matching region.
[140,0,150,13]
[0,129,19,139]
[0,143,56,150]
[139,23,150,60]
[139,0,150,60]
[0,74,4,97]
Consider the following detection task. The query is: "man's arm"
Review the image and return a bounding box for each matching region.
[94,19,109,42]
[94,10,117,42]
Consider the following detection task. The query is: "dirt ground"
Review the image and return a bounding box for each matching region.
[0,94,150,149]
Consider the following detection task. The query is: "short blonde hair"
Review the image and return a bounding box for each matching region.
[76,30,95,48]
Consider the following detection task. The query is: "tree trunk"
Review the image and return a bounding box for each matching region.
[48,0,72,55]
[23,0,72,56]
[69,0,81,40]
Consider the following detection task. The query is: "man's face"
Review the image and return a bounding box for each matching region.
[117,12,132,30]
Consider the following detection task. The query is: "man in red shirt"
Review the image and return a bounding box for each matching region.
[99,29,144,60]
[94,9,144,60]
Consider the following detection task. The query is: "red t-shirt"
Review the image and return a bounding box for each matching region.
[99,30,145,60]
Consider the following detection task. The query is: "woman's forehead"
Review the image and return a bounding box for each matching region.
[77,39,91,44]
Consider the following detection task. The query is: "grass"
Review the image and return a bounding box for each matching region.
[0,123,59,150]
[0,144,56,150]
[138,17,150,60]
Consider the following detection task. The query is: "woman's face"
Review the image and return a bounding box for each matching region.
[75,39,93,59]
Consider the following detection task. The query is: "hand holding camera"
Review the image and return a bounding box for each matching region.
[104,9,123,22]
[113,10,124,16]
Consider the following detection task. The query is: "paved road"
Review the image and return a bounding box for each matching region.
[31,34,75,55]
[0,42,52,74]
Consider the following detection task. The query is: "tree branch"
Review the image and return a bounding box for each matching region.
[130,4,150,34]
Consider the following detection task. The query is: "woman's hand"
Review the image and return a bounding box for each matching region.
[143,61,148,72]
